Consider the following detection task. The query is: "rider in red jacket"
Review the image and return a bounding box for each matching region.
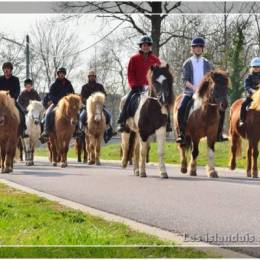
[117,35,161,132]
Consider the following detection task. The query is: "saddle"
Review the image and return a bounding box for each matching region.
[126,90,146,118]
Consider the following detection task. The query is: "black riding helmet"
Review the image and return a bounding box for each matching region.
[57,67,67,75]
[2,62,13,70]
[138,35,153,46]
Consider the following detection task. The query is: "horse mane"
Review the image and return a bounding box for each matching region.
[27,100,44,112]
[56,94,81,119]
[0,90,19,122]
[197,69,229,98]
[250,87,260,111]
[87,92,105,117]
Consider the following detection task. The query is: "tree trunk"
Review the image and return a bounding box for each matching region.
[151,3,162,56]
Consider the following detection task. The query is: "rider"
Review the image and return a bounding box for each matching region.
[79,69,115,143]
[18,79,41,111]
[117,35,168,132]
[239,57,260,127]
[39,67,74,143]
[176,37,213,144]
[0,62,28,138]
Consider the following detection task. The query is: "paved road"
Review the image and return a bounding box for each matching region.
[1,157,260,257]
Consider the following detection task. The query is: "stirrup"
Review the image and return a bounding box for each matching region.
[117,124,126,133]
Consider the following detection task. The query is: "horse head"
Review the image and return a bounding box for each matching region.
[198,70,229,111]
[64,94,81,125]
[148,64,174,106]
[27,100,45,126]
[87,92,105,123]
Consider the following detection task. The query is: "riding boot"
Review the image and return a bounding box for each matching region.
[217,110,228,142]
[239,97,252,127]
[16,102,29,138]
[39,104,54,143]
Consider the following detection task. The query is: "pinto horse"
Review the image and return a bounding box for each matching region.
[20,101,45,166]
[229,88,260,178]
[85,92,106,165]
[173,70,229,178]
[0,91,20,173]
[48,94,81,167]
[121,64,174,178]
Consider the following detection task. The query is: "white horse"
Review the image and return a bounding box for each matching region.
[21,100,45,166]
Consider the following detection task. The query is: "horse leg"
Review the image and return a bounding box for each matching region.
[133,137,139,176]
[139,140,148,177]
[155,126,168,178]
[179,145,188,174]
[1,144,6,173]
[95,136,102,165]
[51,137,58,167]
[60,139,68,168]
[121,132,130,168]
[247,141,253,177]
[18,138,23,161]
[229,132,240,171]
[207,139,218,178]
[252,140,259,178]
[88,136,95,165]
[189,140,199,176]
[4,142,16,173]
[83,138,88,163]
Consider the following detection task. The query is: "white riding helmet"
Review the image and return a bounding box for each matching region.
[250,57,260,67]
[88,69,96,76]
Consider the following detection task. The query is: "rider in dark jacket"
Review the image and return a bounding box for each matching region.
[0,62,28,137]
[79,69,115,143]
[39,67,74,143]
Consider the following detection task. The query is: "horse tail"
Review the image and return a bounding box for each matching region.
[127,131,136,163]
[236,135,242,157]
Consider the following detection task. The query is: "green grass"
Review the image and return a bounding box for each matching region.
[35,140,259,169]
[0,183,212,258]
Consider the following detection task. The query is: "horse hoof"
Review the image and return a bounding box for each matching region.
[61,163,67,168]
[95,161,101,166]
[2,168,12,174]
[209,170,218,178]
[88,161,95,165]
[247,170,251,178]
[252,171,258,178]
[134,170,139,176]
[229,163,236,171]
[161,172,168,179]
[181,167,187,174]
[52,162,57,167]
[140,172,147,178]
[83,160,88,164]
[189,170,197,176]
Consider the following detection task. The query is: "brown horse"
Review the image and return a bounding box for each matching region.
[0,91,20,173]
[48,94,81,167]
[173,70,229,178]
[85,92,106,165]
[229,88,260,178]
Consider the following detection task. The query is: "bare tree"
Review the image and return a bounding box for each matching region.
[30,19,81,88]
[61,1,182,56]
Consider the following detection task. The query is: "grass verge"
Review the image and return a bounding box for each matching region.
[0,183,212,258]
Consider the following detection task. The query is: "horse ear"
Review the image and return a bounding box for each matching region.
[6,91,10,96]
[166,63,169,70]
[29,100,32,104]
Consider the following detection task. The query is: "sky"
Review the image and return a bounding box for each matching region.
[0,13,123,92]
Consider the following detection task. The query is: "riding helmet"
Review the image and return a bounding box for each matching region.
[2,62,13,70]
[250,57,260,67]
[138,35,153,46]
[88,69,96,76]
[57,67,67,75]
[191,37,205,47]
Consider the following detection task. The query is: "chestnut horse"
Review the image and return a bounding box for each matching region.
[121,64,174,178]
[85,92,106,165]
[0,91,20,173]
[229,88,260,178]
[173,70,229,178]
[48,94,81,167]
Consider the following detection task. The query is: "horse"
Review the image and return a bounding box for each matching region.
[48,94,81,167]
[0,91,20,173]
[173,70,229,178]
[229,88,260,178]
[20,101,45,166]
[121,64,174,178]
[85,92,106,165]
